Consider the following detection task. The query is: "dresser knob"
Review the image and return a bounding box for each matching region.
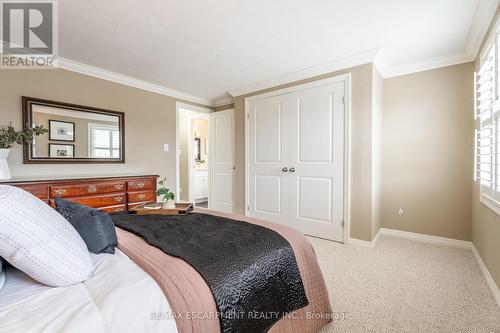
[87,185,97,193]
[54,189,67,196]
[114,196,124,202]
[138,194,146,200]
[114,184,124,190]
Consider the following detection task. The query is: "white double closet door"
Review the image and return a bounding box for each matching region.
[248,79,346,242]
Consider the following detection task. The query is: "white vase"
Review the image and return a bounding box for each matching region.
[0,149,11,180]
[162,200,175,209]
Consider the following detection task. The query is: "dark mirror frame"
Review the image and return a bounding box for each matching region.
[22,96,125,164]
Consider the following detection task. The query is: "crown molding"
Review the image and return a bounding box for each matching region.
[227,48,380,97]
[213,96,234,107]
[465,0,499,59]
[376,53,473,79]
[57,57,214,107]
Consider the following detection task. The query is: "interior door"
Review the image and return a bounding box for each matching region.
[209,109,235,213]
[247,79,346,242]
[248,95,290,225]
[288,82,345,241]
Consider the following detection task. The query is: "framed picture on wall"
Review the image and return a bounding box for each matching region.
[49,144,75,158]
[49,120,75,142]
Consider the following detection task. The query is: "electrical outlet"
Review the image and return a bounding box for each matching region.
[398,208,404,216]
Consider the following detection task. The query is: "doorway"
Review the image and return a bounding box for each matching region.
[176,103,211,207]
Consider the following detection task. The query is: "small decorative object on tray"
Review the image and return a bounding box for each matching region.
[156,177,176,209]
[130,202,194,215]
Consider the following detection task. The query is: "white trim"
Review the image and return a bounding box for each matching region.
[244,73,352,243]
[58,58,214,107]
[245,73,351,102]
[465,0,499,59]
[471,245,500,307]
[378,53,473,79]
[377,228,473,249]
[231,49,378,97]
[228,47,481,97]
[176,102,212,115]
[480,194,500,216]
[214,96,234,107]
[348,228,382,248]
[348,237,376,248]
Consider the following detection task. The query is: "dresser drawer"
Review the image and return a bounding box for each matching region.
[51,193,126,208]
[50,181,126,198]
[100,204,127,213]
[127,179,156,191]
[17,184,48,200]
[128,190,156,204]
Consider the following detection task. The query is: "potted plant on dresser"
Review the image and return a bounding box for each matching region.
[0,122,47,180]
[156,177,176,209]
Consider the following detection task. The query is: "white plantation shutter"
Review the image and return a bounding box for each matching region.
[89,124,120,158]
[476,23,500,214]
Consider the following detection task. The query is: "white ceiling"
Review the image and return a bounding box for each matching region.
[58,0,497,105]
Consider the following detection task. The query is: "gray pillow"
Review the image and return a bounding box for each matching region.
[0,257,5,291]
[55,197,118,254]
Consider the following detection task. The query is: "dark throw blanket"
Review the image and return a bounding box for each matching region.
[111,212,308,333]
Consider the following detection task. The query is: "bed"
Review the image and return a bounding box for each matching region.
[0,249,178,333]
[0,181,332,333]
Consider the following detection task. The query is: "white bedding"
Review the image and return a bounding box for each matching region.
[0,249,178,333]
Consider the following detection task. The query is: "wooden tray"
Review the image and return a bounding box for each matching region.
[129,202,194,215]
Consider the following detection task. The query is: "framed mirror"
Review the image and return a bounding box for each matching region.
[22,96,125,164]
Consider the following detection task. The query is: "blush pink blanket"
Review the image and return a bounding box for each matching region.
[116,208,332,333]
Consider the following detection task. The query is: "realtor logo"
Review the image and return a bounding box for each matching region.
[1,1,58,68]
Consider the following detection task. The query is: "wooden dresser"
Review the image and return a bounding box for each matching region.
[1,175,158,213]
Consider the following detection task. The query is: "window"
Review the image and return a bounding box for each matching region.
[476,19,500,214]
[89,124,120,158]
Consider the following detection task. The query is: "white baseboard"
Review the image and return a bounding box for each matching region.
[347,228,382,248]
[377,228,473,249]
[347,237,375,247]
[471,246,500,307]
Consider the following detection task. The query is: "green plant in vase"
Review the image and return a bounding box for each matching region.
[157,177,175,209]
[0,122,47,180]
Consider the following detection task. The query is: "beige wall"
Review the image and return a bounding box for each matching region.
[0,68,210,194]
[231,63,375,241]
[381,63,474,241]
[371,66,384,238]
[472,7,500,288]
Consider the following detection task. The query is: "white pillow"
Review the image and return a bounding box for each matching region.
[0,185,94,287]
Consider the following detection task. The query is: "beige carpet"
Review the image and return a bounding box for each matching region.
[308,235,500,333]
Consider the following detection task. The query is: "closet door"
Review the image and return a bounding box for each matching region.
[288,82,345,242]
[248,95,290,225]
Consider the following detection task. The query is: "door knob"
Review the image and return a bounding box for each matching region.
[289,167,296,173]
[281,167,288,172]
